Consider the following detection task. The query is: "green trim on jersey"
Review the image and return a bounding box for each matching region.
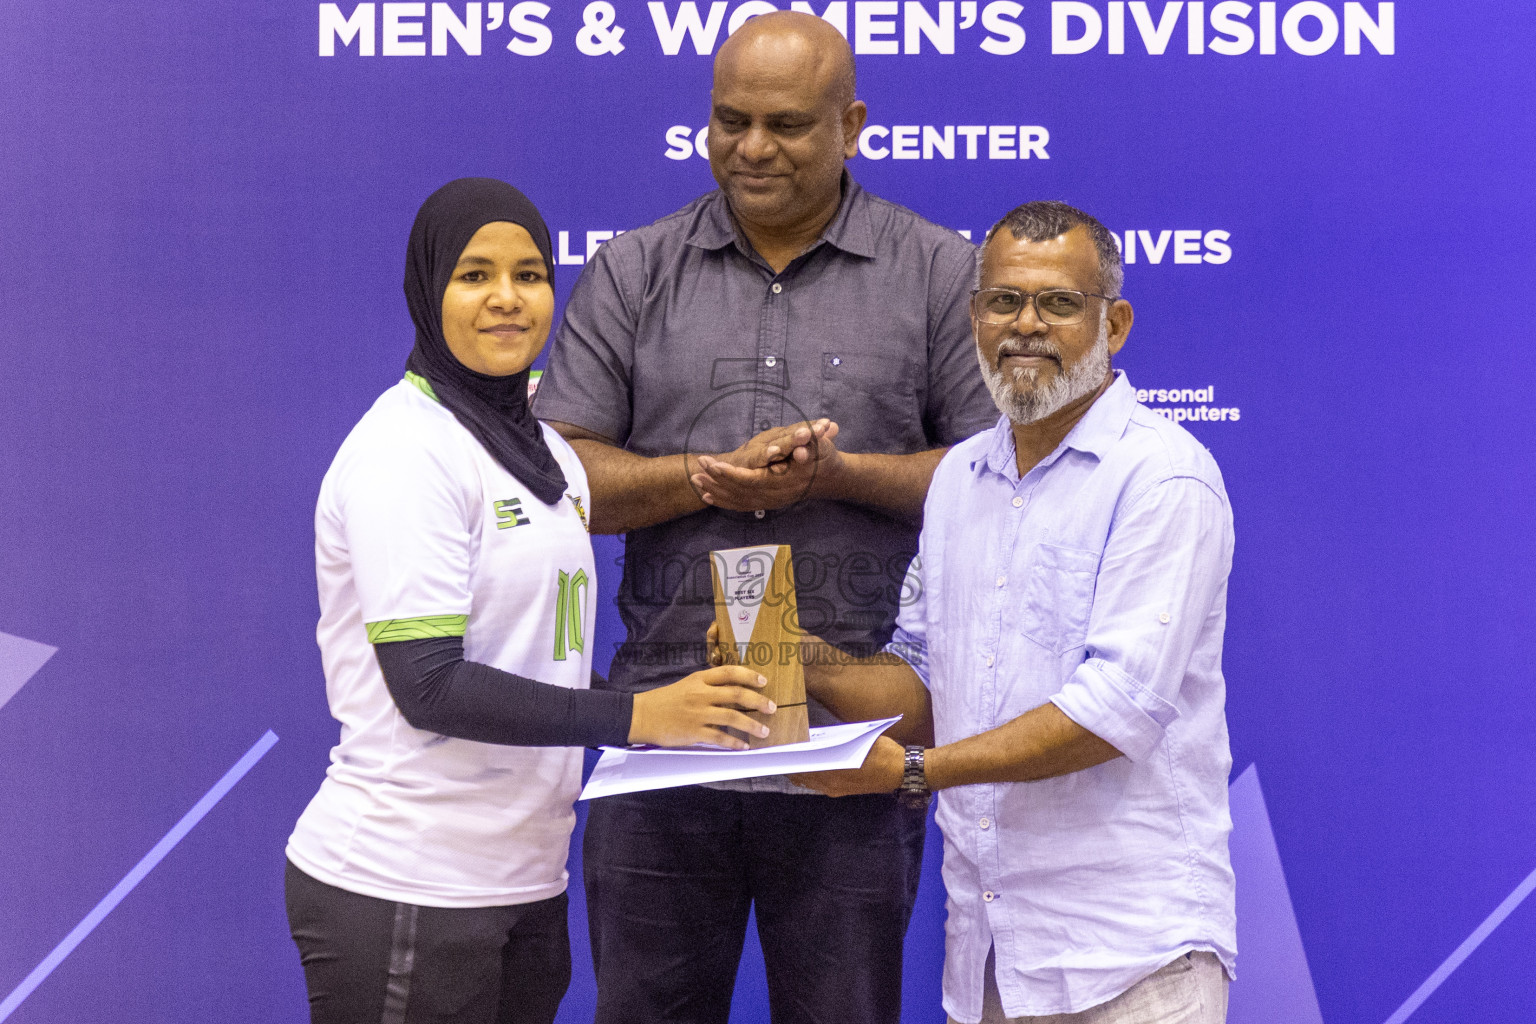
[366,614,467,643]
[404,371,441,404]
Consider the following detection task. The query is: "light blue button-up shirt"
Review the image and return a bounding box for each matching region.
[893,372,1237,1021]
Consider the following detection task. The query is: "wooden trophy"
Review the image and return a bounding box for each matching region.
[710,544,810,748]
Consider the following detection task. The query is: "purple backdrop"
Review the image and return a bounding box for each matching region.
[2,2,1534,1021]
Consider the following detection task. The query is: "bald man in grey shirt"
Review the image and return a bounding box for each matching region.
[533,13,995,1022]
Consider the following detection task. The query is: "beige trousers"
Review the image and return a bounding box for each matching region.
[949,950,1229,1024]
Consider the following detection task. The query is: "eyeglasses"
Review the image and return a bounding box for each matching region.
[970,287,1115,327]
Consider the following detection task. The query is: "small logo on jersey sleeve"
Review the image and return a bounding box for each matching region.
[494,498,532,529]
[567,494,589,532]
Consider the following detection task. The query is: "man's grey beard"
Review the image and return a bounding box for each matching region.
[978,323,1111,425]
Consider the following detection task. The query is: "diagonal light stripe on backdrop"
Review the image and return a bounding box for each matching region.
[1382,863,1536,1024]
[0,729,280,1022]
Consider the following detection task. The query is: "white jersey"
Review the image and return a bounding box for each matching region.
[287,376,596,908]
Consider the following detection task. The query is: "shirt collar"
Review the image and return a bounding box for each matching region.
[975,370,1137,479]
[1063,370,1136,459]
[685,172,876,260]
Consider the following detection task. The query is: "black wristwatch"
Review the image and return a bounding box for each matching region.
[899,745,930,809]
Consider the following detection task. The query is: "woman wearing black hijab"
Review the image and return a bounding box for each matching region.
[283,179,773,1024]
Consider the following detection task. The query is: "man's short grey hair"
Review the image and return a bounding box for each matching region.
[977,201,1124,299]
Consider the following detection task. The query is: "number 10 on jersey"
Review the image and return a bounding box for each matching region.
[553,569,588,661]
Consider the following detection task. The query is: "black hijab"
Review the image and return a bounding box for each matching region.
[403,177,567,507]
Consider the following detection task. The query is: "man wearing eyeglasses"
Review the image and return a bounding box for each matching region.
[792,201,1238,1022]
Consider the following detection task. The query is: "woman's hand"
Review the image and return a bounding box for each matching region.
[705,621,739,668]
[629,665,775,749]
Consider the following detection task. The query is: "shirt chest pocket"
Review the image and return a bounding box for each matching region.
[819,351,927,454]
[1017,543,1100,655]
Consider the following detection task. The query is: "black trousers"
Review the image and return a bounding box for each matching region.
[284,860,571,1024]
[584,786,927,1024]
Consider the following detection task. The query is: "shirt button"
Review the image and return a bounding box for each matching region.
[1159,612,1171,624]
[982,890,996,902]
[754,510,766,519]
[1011,496,1023,508]
[771,282,783,294]
[758,420,771,431]
[830,356,841,366]
[979,817,991,830]
[764,355,777,367]
[995,575,1006,588]
[985,655,994,667]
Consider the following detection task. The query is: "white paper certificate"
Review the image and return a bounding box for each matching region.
[579,717,901,800]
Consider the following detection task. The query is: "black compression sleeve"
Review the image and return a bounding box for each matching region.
[373,636,633,748]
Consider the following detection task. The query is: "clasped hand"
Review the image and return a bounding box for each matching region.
[691,419,842,511]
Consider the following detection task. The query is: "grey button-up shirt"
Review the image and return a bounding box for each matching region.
[533,176,997,699]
